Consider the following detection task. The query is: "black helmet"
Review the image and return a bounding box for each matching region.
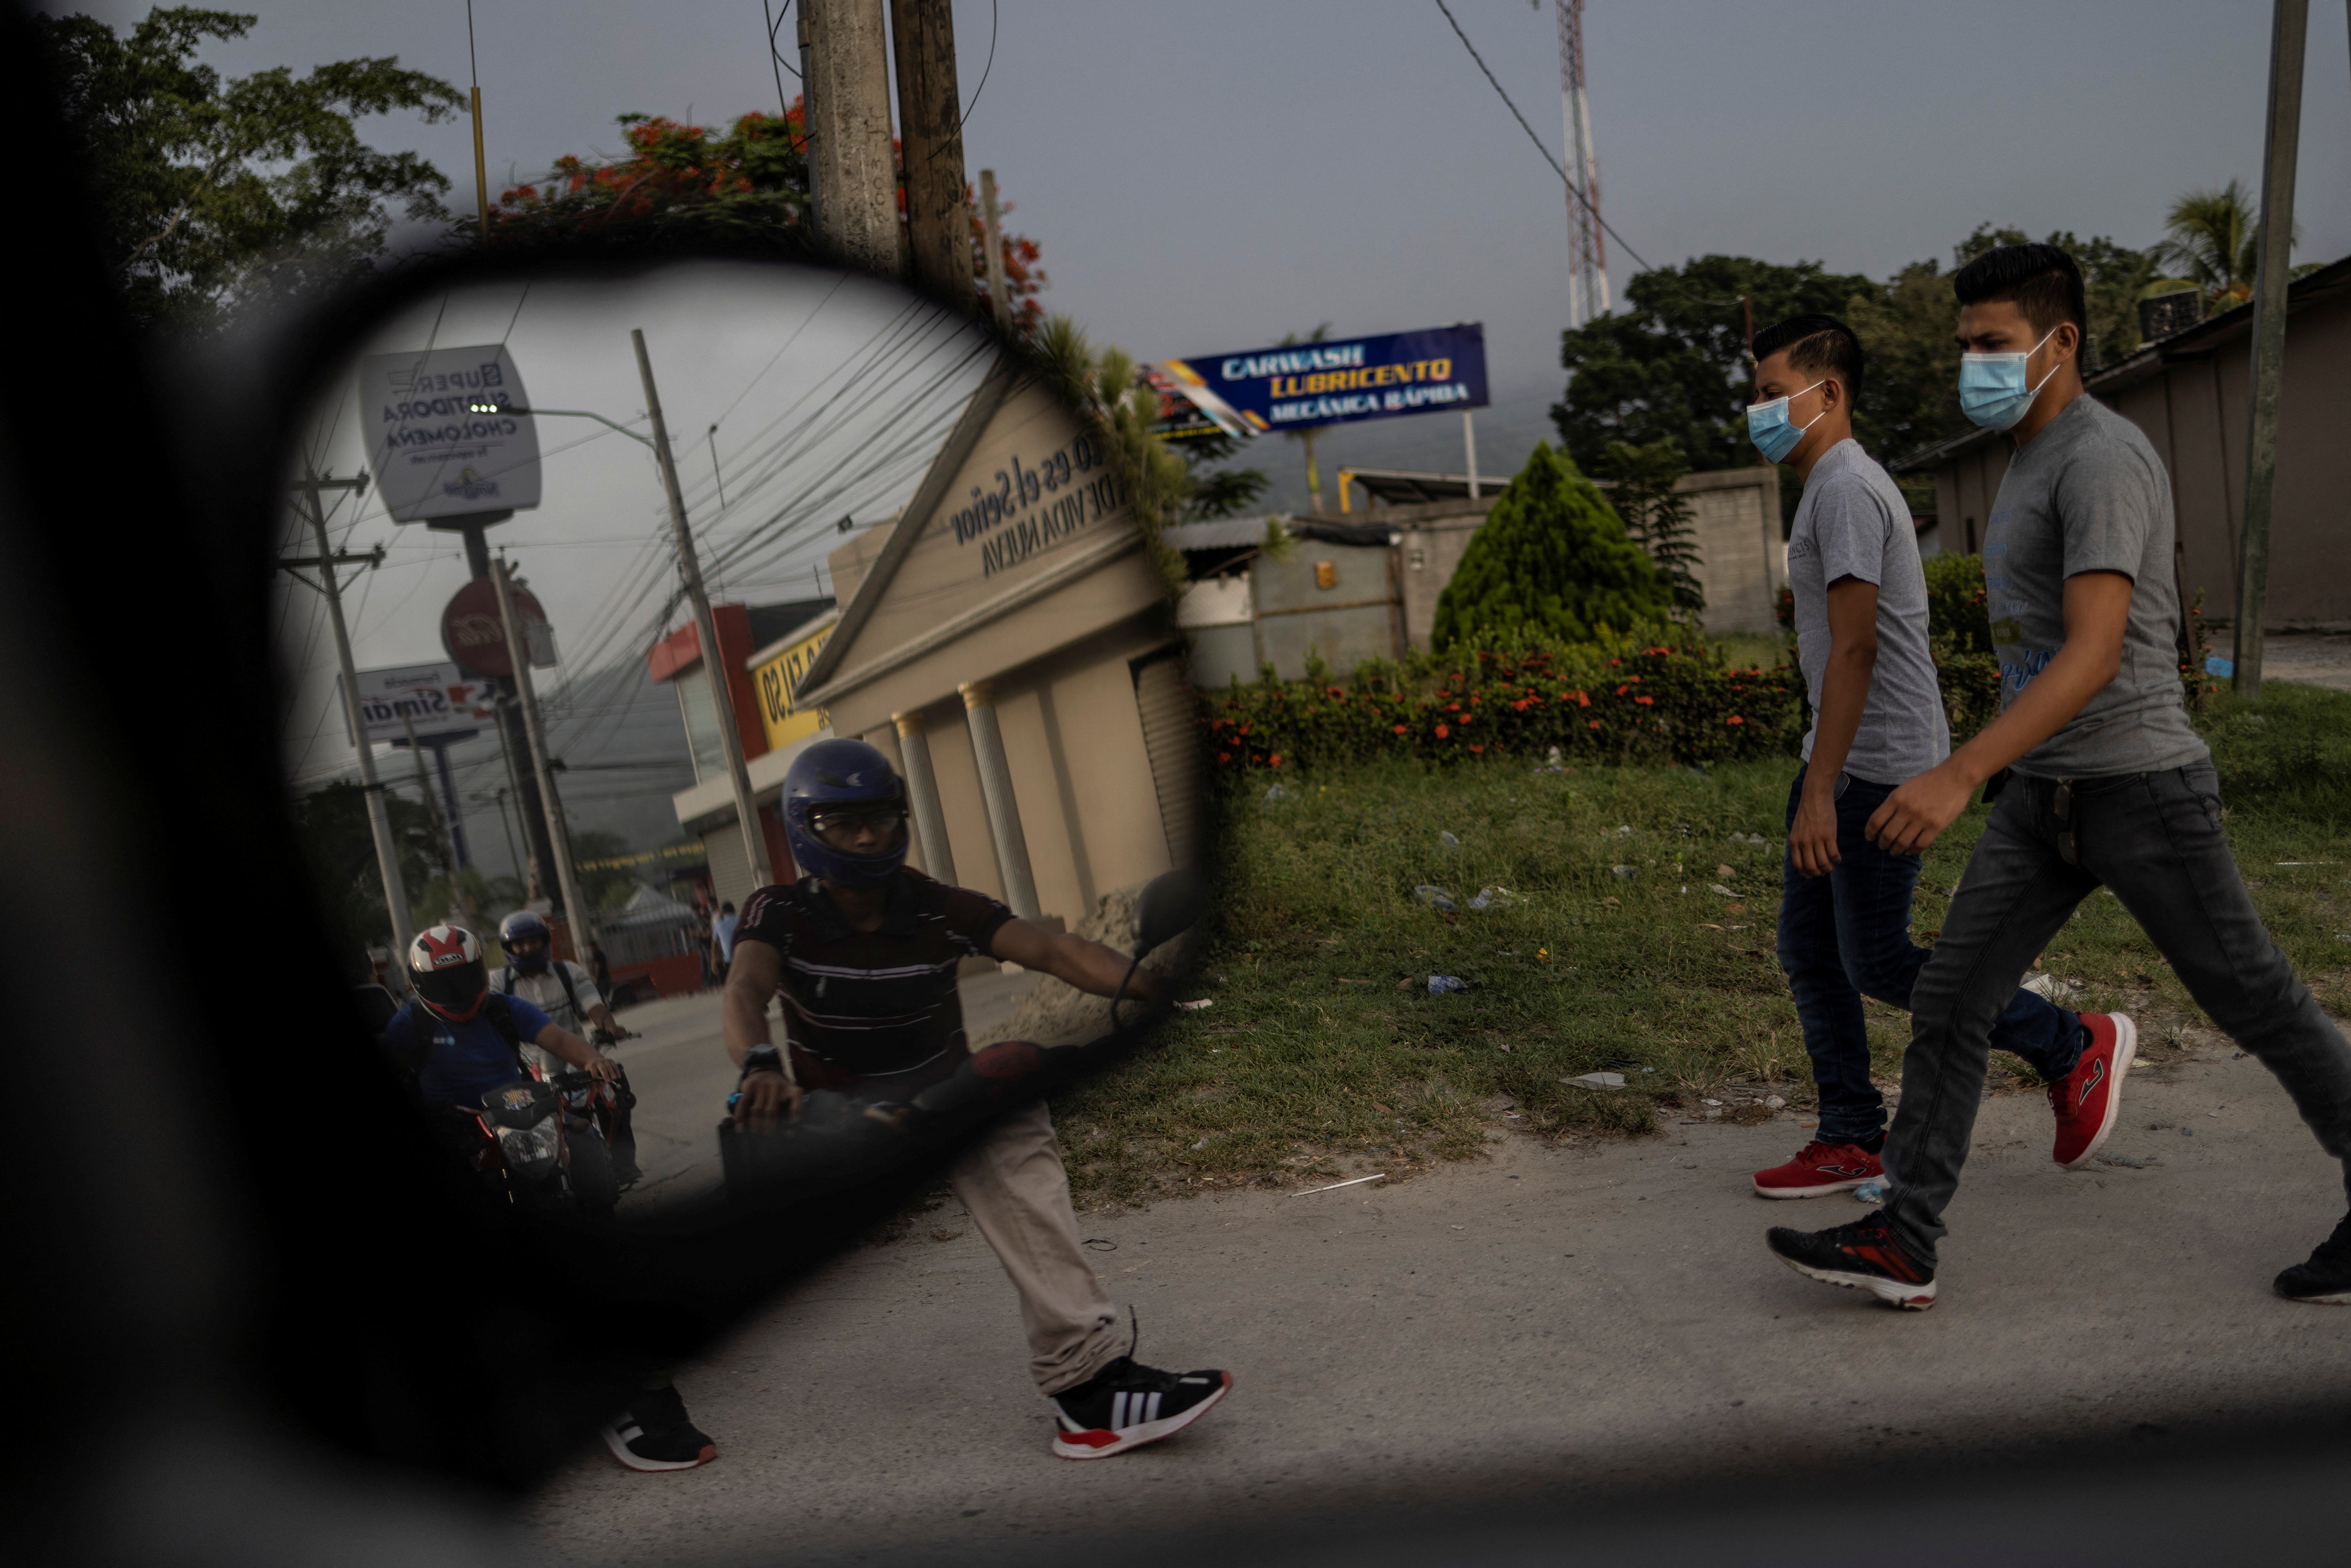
[408,924,489,1023]
[783,738,909,887]
[499,909,552,975]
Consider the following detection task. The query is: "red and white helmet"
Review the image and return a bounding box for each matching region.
[407,924,489,1023]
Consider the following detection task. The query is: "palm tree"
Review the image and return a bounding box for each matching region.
[2156,180,2296,310]
[1278,323,1335,513]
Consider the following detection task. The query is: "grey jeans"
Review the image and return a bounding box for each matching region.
[1883,762,2351,1264]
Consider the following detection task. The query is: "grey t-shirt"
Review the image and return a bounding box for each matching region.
[1984,395,2208,778]
[1787,439,1949,786]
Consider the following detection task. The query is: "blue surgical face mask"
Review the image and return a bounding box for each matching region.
[1745,379,1827,464]
[1958,326,2060,431]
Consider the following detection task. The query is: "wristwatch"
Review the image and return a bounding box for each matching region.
[740,1043,784,1082]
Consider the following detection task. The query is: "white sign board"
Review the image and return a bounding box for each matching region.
[343,661,497,748]
[356,344,543,522]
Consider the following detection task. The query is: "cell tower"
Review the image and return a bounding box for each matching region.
[1556,0,1610,327]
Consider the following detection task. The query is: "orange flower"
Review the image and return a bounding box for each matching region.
[1468,743,1485,753]
[1635,695,1654,706]
[1587,719,1602,730]
[1393,724,1409,734]
[1270,754,1284,767]
[1435,724,1451,739]
[1727,715,1745,725]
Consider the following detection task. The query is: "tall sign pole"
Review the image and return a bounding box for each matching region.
[490,555,594,952]
[288,470,413,968]
[2233,0,2309,701]
[633,329,774,888]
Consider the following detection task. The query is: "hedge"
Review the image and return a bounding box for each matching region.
[1199,641,1801,777]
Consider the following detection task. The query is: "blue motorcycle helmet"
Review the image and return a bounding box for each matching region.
[499,909,554,975]
[783,738,910,887]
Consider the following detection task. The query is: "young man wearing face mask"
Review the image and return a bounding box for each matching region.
[1744,314,2098,1205]
[724,739,1234,1458]
[1767,244,2351,1309]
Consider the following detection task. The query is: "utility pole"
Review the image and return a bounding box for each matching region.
[466,0,490,232]
[491,555,593,954]
[399,707,475,925]
[797,1,821,221]
[1462,410,1481,500]
[634,328,774,888]
[804,0,899,275]
[891,0,974,302]
[1556,0,1610,327]
[285,469,413,972]
[979,169,1011,323]
[2233,0,2309,700]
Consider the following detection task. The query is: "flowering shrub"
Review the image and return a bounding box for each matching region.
[1200,641,1802,776]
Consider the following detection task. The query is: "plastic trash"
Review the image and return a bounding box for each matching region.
[1412,884,1459,912]
[1468,886,1528,911]
[1854,1179,1888,1204]
[2021,972,2081,1000]
[1764,1095,1787,1109]
[2205,654,2234,678]
[1428,975,1469,995]
[1565,1072,1625,1089]
[1610,864,1635,879]
[1615,825,1633,837]
[1175,998,1213,1011]
[1709,883,1735,897]
[1439,830,1462,851]
[1263,782,1294,802]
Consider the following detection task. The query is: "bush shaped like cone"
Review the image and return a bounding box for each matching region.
[1433,442,1673,649]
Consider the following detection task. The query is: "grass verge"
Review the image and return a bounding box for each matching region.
[1052,680,2351,1209]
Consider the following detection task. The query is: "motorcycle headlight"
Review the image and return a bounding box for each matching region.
[495,1119,561,1177]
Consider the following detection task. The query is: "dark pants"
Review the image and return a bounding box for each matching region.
[1779,765,2083,1147]
[1885,763,2351,1263]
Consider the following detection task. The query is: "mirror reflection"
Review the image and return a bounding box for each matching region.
[278,263,1204,1292]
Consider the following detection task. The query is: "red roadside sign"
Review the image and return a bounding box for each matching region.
[440,576,549,678]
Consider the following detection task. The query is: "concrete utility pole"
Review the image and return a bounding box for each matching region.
[2233,0,2309,700]
[633,328,774,888]
[804,0,900,275]
[287,470,413,970]
[399,707,474,924]
[891,0,974,302]
[978,169,1011,322]
[491,555,592,953]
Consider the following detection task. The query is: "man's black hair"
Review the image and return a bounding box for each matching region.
[721,900,736,913]
[1751,313,1864,402]
[1951,242,2086,338]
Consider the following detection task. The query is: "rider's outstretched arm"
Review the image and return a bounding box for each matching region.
[990,919,1164,1002]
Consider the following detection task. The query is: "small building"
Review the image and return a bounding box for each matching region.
[1901,256,2351,629]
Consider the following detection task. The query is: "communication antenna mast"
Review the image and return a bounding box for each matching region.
[1556,0,1610,327]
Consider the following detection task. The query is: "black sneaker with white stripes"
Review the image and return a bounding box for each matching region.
[600,1383,717,1472]
[1049,1355,1231,1460]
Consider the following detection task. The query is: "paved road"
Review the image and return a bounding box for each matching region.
[607,970,1045,1210]
[523,1031,2351,1565]
[2262,630,2351,693]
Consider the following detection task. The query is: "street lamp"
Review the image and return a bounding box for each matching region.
[469,397,653,447]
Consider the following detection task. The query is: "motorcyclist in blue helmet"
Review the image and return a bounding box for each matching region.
[721,737,1231,1461]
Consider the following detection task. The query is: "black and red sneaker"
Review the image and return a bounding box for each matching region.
[1049,1355,1231,1460]
[1767,1211,1938,1309]
[600,1384,717,1472]
[2050,1011,2135,1168]
[1752,1139,1882,1199]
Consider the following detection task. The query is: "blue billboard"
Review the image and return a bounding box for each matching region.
[1161,323,1487,436]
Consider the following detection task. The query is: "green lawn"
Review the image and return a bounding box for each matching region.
[1053,681,2351,1207]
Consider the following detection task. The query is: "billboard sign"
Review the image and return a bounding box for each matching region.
[1144,363,1249,442]
[439,576,557,678]
[749,615,838,752]
[343,661,496,748]
[356,343,543,522]
[1162,323,1487,436]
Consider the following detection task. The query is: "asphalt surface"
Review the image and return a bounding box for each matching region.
[2262,629,2351,693]
[524,1014,2351,1566]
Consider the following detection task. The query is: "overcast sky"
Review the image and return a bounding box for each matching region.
[51,0,2351,852]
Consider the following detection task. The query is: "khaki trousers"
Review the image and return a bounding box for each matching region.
[946,1099,1126,1395]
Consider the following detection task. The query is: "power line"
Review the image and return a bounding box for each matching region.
[1430,0,1651,275]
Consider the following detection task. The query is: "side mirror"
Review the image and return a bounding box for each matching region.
[1134,868,1207,956]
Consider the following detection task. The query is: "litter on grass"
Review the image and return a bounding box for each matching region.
[1263,782,1294,802]
[2021,972,2082,1000]
[1709,883,1735,897]
[1412,884,1459,912]
[1469,886,1529,911]
[1566,1072,1626,1089]
[1440,830,1462,851]
[1428,975,1470,995]
[1175,998,1214,1011]
[1294,1173,1387,1197]
[1611,864,1635,879]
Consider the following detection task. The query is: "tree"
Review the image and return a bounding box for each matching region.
[288,781,439,953]
[1591,440,1703,614]
[1277,323,1338,512]
[483,109,1049,329]
[1432,443,1671,649]
[1552,255,1873,474]
[1176,429,1270,521]
[2154,182,2262,312]
[36,7,465,329]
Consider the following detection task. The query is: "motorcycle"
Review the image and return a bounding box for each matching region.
[455,1077,617,1221]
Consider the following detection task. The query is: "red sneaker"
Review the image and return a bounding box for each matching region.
[2050,1011,2136,1168]
[1752,1139,1883,1199]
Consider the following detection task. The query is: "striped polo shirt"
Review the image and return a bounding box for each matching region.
[735,869,1014,1079]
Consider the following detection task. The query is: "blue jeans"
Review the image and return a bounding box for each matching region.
[1884,764,2351,1265]
[1778,765,2083,1147]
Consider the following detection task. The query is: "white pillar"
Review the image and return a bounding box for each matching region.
[892,709,956,886]
[958,679,1040,920]
[1463,409,1481,500]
